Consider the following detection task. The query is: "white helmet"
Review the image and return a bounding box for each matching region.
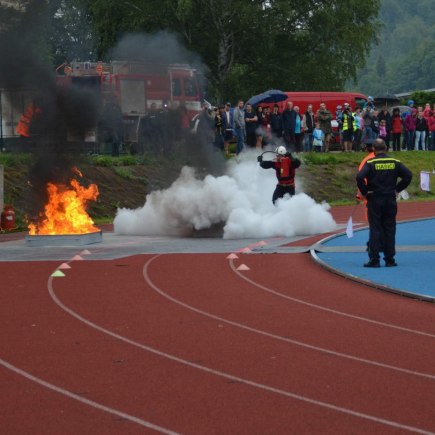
[276,146,287,155]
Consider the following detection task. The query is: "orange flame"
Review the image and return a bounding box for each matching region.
[72,166,83,178]
[28,178,99,235]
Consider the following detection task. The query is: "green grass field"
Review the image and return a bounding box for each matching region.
[1,150,434,229]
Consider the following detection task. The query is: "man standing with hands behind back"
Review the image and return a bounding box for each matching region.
[233,99,246,155]
[356,139,412,268]
[222,102,234,156]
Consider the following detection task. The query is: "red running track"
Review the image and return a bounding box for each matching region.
[1,202,435,434]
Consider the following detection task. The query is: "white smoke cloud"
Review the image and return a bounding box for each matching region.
[113,151,336,239]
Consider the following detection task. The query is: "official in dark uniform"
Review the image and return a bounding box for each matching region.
[356,139,412,267]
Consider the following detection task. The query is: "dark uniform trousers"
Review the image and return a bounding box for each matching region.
[272,185,295,204]
[367,195,397,262]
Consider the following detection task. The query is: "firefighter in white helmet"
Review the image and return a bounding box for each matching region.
[257,146,301,204]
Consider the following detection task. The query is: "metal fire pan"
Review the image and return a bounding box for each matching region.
[25,230,102,247]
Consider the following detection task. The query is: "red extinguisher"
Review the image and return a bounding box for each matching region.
[1,205,16,230]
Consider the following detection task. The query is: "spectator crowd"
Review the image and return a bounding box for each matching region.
[195,97,435,155]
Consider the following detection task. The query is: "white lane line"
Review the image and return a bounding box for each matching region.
[0,357,179,435]
[142,256,435,381]
[229,259,435,339]
[46,256,435,435]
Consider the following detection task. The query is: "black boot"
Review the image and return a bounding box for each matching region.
[385,259,398,267]
[364,259,380,268]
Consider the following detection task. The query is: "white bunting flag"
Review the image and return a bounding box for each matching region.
[346,216,354,238]
[420,171,430,192]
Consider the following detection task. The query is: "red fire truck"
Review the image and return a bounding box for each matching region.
[55,60,203,151]
[2,60,202,152]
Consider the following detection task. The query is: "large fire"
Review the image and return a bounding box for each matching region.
[28,176,99,236]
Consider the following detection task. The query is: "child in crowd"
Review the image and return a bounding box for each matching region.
[379,119,387,142]
[312,122,324,152]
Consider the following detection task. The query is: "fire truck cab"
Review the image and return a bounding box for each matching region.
[56,60,202,152]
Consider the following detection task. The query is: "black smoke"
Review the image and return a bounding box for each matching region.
[0,2,100,219]
[0,5,225,220]
[109,31,225,176]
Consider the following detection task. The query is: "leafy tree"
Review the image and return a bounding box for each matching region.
[74,0,380,102]
[408,91,435,108]
[376,55,386,77]
[0,0,381,102]
[48,0,97,65]
[353,0,435,96]
[0,1,54,88]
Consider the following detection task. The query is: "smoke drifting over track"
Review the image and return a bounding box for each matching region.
[114,152,336,239]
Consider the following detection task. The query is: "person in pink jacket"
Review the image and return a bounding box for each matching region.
[403,108,417,151]
[423,103,431,149]
[428,111,435,151]
[423,103,431,119]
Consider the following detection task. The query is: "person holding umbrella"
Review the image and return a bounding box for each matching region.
[269,104,283,139]
[374,94,400,109]
[246,89,288,107]
[245,89,288,147]
[282,101,297,149]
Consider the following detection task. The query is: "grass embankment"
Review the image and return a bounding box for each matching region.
[1,150,434,230]
[0,152,183,229]
[300,151,435,205]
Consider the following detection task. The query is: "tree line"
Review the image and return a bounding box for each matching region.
[353,0,435,96]
[1,0,382,103]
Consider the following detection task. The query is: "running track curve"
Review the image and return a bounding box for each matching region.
[1,201,435,434]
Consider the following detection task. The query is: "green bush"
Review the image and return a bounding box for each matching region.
[89,152,165,167]
[113,167,134,180]
[120,155,137,166]
[409,91,435,107]
[91,155,115,167]
[0,152,33,167]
